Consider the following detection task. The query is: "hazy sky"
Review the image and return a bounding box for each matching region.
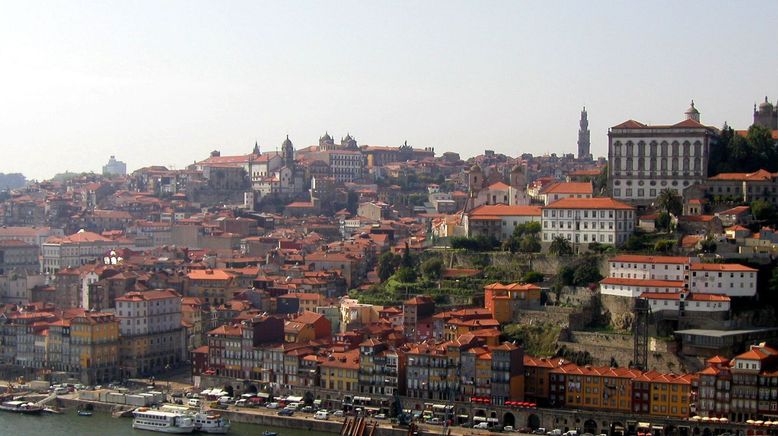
[2,1,777,180]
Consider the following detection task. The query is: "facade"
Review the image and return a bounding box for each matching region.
[541,182,593,205]
[608,102,717,203]
[541,197,635,246]
[115,289,187,377]
[42,230,133,274]
[102,155,127,176]
[706,169,778,205]
[483,282,541,322]
[464,204,542,240]
[0,239,39,274]
[689,263,758,297]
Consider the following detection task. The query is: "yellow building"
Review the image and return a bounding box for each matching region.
[633,371,693,418]
[484,283,541,323]
[551,364,640,412]
[320,349,360,392]
[69,312,120,384]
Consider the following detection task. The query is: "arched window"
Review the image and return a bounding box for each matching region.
[650,157,657,171]
[661,158,667,171]
[614,141,622,156]
[638,141,646,156]
[660,141,669,156]
[649,141,658,157]
[672,142,680,156]
[626,141,634,156]
[694,158,701,171]
[672,158,679,171]
[626,157,633,171]
[694,141,702,157]
[683,157,690,171]
[683,142,691,156]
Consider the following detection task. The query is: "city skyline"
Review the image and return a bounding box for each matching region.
[1,1,778,180]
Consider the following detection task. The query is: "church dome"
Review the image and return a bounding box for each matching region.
[321,131,332,142]
[759,97,773,111]
[685,100,699,115]
[343,133,353,141]
[282,135,293,147]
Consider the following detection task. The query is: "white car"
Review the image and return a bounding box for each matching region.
[266,402,280,409]
[332,410,344,417]
[314,410,330,420]
[474,422,489,429]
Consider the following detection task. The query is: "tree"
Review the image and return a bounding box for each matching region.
[395,266,417,283]
[522,271,544,283]
[751,199,776,223]
[402,242,415,268]
[518,235,542,253]
[700,237,717,254]
[655,211,672,231]
[549,235,573,256]
[572,257,602,286]
[377,252,401,282]
[421,258,444,281]
[657,188,683,216]
[654,240,675,253]
[593,164,608,196]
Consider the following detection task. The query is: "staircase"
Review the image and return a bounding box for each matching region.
[34,392,57,407]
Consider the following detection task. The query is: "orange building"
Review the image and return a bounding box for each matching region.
[484,282,542,323]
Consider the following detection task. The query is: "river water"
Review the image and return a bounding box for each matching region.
[1,411,332,436]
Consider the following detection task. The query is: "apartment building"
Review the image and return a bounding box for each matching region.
[541,197,635,246]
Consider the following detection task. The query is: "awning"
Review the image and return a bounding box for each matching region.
[354,396,372,402]
[286,396,303,402]
[457,415,470,419]
[487,418,499,423]
[256,392,270,399]
[473,416,487,422]
[638,423,651,428]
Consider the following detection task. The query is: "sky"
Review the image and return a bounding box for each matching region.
[1,1,777,181]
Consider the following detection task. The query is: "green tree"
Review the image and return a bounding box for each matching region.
[654,240,675,253]
[549,235,573,256]
[421,258,444,281]
[593,164,608,196]
[377,252,401,282]
[518,235,542,253]
[751,200,776,223]
[655,211,672,231]
[522,271,544,283]
[572,257,603,286]
[657,188,683,216]
[700,237,717,253]
[395,266,417,283]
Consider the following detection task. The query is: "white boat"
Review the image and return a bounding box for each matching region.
[0,400,43,414]
[158,405,231,434]
[132,408,195,433]
[192,412,231,434]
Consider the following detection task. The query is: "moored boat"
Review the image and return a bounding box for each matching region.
[192,412,231,434]
[262,432,278,436]
[0,401,43,414]
[132,408,195,433]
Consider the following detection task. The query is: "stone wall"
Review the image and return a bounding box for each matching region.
[558,330,684,373]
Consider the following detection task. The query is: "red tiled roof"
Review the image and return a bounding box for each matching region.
[468,204,542,217]
[543,182,593,195]
[609,254,689,264]
[600,277,684,288]
[543,197,633,210]
[690,263,757,272]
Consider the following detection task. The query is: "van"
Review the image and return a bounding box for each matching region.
[187,398,201,408]
[474,422,489,429]
[314,410,330,420]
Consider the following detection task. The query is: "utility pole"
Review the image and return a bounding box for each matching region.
[633,297,650,371]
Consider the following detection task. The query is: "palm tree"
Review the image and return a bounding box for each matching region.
[549,235,573,256]
[657,188,683,216]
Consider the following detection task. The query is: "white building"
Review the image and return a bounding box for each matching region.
[607,254,694,281]
[599,277,685,298]
[41,230,134,274]
[115,289,182,336]
[541,182,593,205]
[608,102,718,204]
[689,263,758,297]
[642,292,730,313]
[540,197,635,246]
[464,204,541,240]
[601,254,758,298]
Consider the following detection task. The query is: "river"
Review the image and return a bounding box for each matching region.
[1,411,332,436]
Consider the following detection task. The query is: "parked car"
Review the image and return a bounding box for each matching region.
[266,402,280,409]
[314,410,330,420]
[188,399,202,408]
[504,426,515,432]
[301,406,315,413]
[474,422,490,429]
[533,429,547,435]
[547,429,562,436]
[332,410,344,417]
[375,414,387,420]
[427,418,443,425]
[277,408,294,416]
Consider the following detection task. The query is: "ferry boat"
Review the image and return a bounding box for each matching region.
[158,405,231,434]
[192,412,231,434]
[132,408,195,433]
[0,400,43,414]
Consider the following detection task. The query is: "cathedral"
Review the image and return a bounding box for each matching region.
[754,97,778,130]
[465,163,529,209]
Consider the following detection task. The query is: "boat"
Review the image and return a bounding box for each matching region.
[157,405,231,434]
[192,412,231,434]
[0,401,44,414]
[132,408,195,433]
[77,409,93,416]
[43,407,63,414]
[262,432,279,436]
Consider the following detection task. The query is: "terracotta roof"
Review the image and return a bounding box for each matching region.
[690,263,757,272]
[468,204,542,218]
[487,181,511,190]
[543,182,593,195]
[543,197,633,210]
[609,254,690,264]
[484,282,542,291]
[709,169,775,182]
[187,269,234,281]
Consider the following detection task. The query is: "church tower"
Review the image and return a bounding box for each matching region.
[467,164,484,196]
[253,141,260,155]
[577,106,591,160]
[281,135,295,167]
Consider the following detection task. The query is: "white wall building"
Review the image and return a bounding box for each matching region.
[464,204,541,240]
[115,289,183,336]
[642,292,730,313]
[41,230,134,274]
[540,197,635,246]
[607,255,695,281]
[607,102,718,204]
[599,277,685,298]
[689,263,758,297]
